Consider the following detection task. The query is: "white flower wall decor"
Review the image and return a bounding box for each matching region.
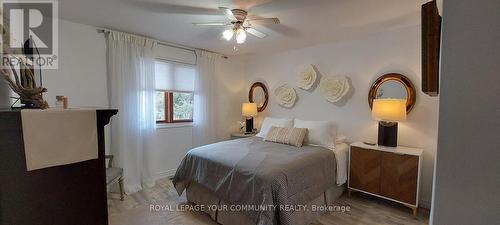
[296,65,317,90]
[319,76,350,103]
[274,84,297,108]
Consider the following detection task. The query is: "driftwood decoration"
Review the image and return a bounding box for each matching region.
[1,63,48,109]
[1,14,49,109]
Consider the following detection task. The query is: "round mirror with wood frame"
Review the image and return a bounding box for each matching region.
[368,73,416,113]
[249,82,269,112]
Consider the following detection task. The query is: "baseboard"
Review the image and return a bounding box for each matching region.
[156,169,177,180]
[419,199,432,209]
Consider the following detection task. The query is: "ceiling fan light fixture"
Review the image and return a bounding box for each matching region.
[194,7,276,47]
[222,29,234,41]
[236,29,247,44]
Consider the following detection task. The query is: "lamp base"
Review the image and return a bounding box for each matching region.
[378,121,398,147]
[245,117,254,134]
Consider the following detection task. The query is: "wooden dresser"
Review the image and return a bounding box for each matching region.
[348,142,423,216]
[0,109,117,225]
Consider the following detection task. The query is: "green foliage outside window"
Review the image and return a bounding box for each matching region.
[173,92,193,120]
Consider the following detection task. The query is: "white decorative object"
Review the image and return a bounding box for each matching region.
[274,84,297,108]
[237,121,246,132]
[320,76,350,103]
[296,65,317,90]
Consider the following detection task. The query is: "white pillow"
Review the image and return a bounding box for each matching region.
[294,119,337,150]
[256,117,294,138]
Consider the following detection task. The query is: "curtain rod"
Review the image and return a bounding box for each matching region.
[96,27,228,59]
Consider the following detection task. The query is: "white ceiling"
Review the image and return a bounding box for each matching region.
[59,0,423,55]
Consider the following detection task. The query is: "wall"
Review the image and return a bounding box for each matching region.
[37,22,204,175]
[150,56,246,179]
[213,57,248,140]
[44,20,108,108]
[0,78,12,108]
[42,19,113,154]
[43,19,245,180]
[430,0,500,224]
[150,126,193,178]
[47,21,441,205]
[238,25,439,208]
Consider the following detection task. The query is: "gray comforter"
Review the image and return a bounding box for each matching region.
[173,137,337,225]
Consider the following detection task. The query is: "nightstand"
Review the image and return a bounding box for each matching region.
[230,132,257,140]
[348,141,423,217]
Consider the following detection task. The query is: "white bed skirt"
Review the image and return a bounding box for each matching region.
[186,182,345,225]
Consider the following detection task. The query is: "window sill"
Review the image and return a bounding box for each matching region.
[156,122,193,130]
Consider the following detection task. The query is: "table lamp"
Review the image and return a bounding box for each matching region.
[242,103,258,134]
[372,99,407,147]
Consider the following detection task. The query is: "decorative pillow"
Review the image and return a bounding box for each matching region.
[256,117,294,138]
[264,126,308,147]
[294,119,337,150]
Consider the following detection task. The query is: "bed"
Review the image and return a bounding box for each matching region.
[173,136,348,225]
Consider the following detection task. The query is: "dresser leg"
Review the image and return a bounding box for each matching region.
[410,206,418,217]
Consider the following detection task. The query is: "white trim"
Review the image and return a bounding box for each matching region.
[156,122,193,129]
[350,141,423,156]
[156,57,196,66]
[416,151,422,208]
[349,187,418,208]
[156,168,177,180]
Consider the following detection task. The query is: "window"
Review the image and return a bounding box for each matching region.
[155,60,195,123]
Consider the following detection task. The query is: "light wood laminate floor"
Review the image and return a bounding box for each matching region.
[108,178,429,225]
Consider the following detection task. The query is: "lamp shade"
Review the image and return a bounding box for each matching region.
[222,29,234,41]
[236,29,247,44]
[372,99,407,122]
[242,103,258,117]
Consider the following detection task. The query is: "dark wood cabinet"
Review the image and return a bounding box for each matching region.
[348,142,422,216]
[0,109,117,225]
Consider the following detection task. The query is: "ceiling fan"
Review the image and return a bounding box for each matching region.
[193,7,280,44]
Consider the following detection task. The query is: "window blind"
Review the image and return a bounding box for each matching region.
[155,61,195,92]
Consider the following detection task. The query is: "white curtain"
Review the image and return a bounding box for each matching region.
[193,50,220,147]
[105,31,157,194]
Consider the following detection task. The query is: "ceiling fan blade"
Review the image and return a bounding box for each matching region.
[246,28,268,38]
[219,7,237,21]
[192,22,231,26]
[247,18,280,26]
